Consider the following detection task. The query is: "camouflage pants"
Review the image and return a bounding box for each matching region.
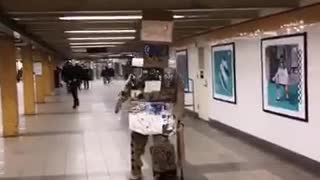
[131,132,177,177]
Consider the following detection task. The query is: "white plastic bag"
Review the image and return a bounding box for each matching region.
[129,102,175,135]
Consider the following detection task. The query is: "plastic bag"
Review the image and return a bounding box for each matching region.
[129,102,175,135]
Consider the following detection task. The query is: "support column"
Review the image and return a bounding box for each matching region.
[42,53,51,96]
[34,50,45,103]
[22,45,36,115]
[0,37,19,137]
[49,56,55,92]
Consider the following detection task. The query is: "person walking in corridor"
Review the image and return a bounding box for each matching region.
[68,63,82,109]
[101,66,110,84]
[70,78,79,109]
[62,61,73,93]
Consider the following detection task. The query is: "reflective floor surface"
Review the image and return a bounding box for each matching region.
[0,80,318,180]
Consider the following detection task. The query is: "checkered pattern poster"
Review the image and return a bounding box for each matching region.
[261,33,308,121]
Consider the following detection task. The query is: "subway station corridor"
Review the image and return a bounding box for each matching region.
[0,81,318,180]
[1,1,320,180]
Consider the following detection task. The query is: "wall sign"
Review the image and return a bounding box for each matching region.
[33,62,43,76]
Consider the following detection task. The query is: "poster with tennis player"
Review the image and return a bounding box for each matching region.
[261,33,308,121]
[211,43,237,104]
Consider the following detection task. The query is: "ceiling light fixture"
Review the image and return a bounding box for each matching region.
[65,30,137,34]
[59,15,184,21]
[72,49,87,53]
[60,16,141,20]
[68,36,135,40]
[173,15,185,19]
[70,42,126,45]
[71,45,117,49]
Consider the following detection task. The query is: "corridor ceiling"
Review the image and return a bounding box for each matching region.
[0,0,317,59]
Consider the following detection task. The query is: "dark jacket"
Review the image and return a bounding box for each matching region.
[72,64,83,81]
[83,68,93,81]
[107,68,115,77]
[62,63,73,82]
[101,68,108,77]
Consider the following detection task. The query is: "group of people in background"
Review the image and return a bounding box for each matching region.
[61,61,117,109]
[61,61,93,109]
[101,66,115,84]
[16,68,23,82]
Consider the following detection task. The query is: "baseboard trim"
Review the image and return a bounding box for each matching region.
[209,118,320,176]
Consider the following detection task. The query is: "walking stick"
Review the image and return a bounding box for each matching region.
[176,120,185,180]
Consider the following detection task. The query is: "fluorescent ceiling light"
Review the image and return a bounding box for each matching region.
[68,36,135,40]
[60,15,184,21]
[72,49,87,53]
[108,54,121,57]
[65,30,136,34]
[70,42,125,45]
[71,45,117,49]
[60,16,141,20]
[173,15,185,19]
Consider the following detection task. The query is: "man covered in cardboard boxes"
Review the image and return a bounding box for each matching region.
[115,52,185,180]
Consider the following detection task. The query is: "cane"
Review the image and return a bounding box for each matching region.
[176,121,185,180]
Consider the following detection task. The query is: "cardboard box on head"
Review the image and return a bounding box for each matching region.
[131,57,169,69]
[143,43,169,68]
[141,10,173,44]
[139,10,172,69]
[143,56,169,68]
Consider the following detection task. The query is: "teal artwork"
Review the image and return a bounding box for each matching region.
[212,43,236,104]
[214,50,233,96]
[267,82,299,111]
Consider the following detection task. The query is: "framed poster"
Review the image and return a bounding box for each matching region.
[176,49,189,91]
[211,43,237,104]
[261,33,308,122]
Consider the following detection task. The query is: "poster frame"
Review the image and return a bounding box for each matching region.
[260,33,308,122]
[211,42,237,104]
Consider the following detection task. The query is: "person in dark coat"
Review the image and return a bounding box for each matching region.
[107,67,115,83]
[83,65,91,90]
[68,63,83,109]
[73,63,84,90]
[62,61,74,93]
[16,69,23,82]
[101,66,109,85]
[62,62,82,109]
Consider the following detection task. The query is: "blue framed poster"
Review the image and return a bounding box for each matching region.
[261,33,308,122]
[211,43,237,104]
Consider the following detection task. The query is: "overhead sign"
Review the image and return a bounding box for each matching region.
[86,47,108,53]
[140,20,173,43]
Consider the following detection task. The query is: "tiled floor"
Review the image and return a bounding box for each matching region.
[0,80,319,180]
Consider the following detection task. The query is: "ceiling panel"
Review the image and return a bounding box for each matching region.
[0,0,306,58]
[0,0,299,11]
